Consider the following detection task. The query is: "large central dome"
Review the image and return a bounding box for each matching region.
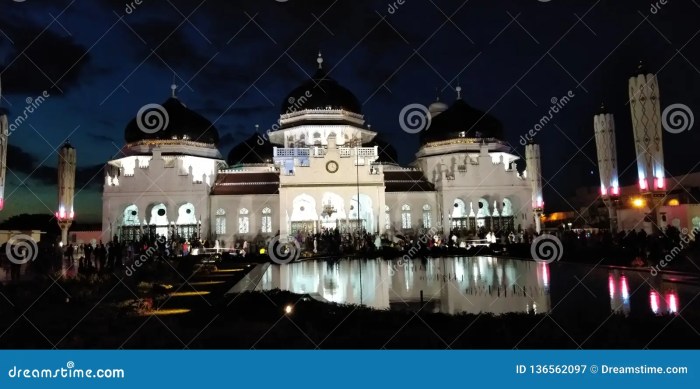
[280,53,362,115]
[124,97,220,145]
[421,92,503,143]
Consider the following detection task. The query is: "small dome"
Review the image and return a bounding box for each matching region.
[429,100,448,117]
[280,54,362,115]
[124,97,219,144]
[227,132,274,166]
[421,98,503,143]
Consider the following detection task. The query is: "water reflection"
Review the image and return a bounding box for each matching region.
[257,257,551,315]
[608,269,682,316]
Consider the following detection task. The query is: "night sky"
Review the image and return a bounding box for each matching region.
[1,0,699,223]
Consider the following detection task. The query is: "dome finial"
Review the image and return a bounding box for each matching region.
[255,124,260,132]
[171,72,179,98]
[456,85,462,100]
[434,87,440,102]
[317,51,323,69]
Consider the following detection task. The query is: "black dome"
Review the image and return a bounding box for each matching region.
[124,97,219,144]
[366,136,398,164]
[227,132,274,166]
[281,67,362,115]
[420,99,503,143]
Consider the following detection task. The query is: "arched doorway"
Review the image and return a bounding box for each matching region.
[350,194,374,233]
[291,194,318,236]
[320,192,346,230]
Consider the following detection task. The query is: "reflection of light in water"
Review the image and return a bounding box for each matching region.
[667,292,678,314]
[608,274,615,299]
[472,262,478,283]
[540,263,549,288]
[620,275,629,302]
[455,258,464,282]
[650,290,660,314]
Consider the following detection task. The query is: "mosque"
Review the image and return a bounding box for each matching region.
[101,54,543,247]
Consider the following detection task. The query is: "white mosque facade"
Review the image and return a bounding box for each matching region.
[101,56,542,246]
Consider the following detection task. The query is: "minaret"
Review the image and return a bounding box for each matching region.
[56,142,76,245]
[628,61,666,232]
[0,76,8,211]
[593,104,620,233]
[525,142,544,233]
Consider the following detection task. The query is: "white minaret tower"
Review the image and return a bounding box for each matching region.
[0,76,8,211]
[525,142,543,233]
[629,61,666,232]
[594,105,621,233]
[56,142,76,245]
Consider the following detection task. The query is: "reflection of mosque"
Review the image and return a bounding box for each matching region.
[102,54,541,245]
[256,256,551,315]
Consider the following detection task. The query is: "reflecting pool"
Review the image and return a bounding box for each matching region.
[255,257,700,315]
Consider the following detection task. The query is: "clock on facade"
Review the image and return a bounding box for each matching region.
[326,160,339,173]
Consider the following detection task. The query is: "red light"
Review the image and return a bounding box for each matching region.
[655,177,665,190]
[608,274,615,298]
[639,179,648,190]
[666,292,678,314]
[611,186,620,196]
[650,291,660,314]
[601,186,607,196]
[0,198,4,211]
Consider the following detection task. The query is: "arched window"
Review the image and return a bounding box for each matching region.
[422,204,432,229]
[239,208,250,234]
[123,205,139,226]
[384,205,391,230]
[401,204,411,229]
[215,208,226,235]
[261,207,272,233]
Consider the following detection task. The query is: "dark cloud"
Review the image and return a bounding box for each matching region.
[0,16,91,95]
[87,132,118,143]
[5,144,103,189]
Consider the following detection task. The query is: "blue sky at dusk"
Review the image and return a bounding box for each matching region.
[1,0,699,223]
